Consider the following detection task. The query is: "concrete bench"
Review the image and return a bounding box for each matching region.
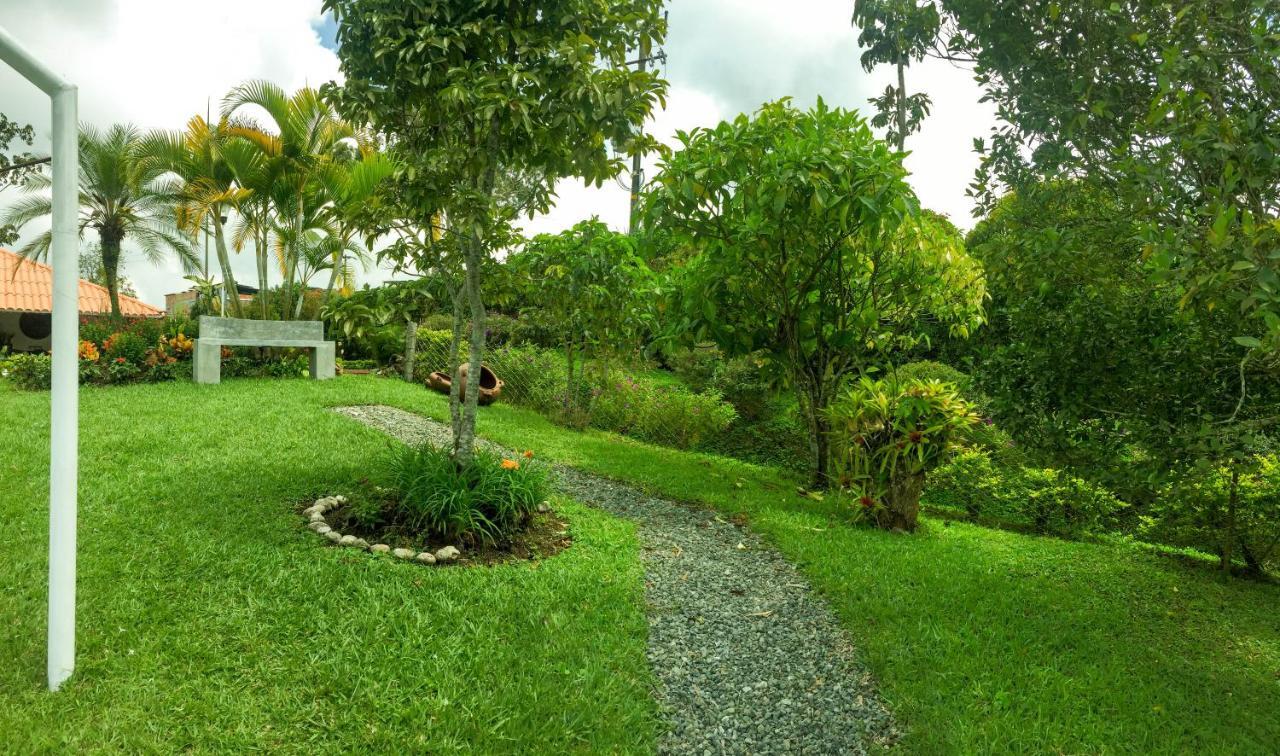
[193,316,335,385]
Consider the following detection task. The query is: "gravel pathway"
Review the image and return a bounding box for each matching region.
[335,405,899,754]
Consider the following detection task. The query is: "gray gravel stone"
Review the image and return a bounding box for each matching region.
[392,547,416,559]
[434,545,461,562]
[370,543,390,554]
[334,404,899,754]
[324,530,343,543]
[416,552,437,565]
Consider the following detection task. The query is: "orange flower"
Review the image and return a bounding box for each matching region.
[523,450,534,459]
[77,340,99,361]
[501,459,521,471]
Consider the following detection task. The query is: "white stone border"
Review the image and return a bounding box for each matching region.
[304,496,461,565]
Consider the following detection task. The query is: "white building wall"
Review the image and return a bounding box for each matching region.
[0,311,53,352]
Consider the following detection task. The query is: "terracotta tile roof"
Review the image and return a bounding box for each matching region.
[0,247,164,317]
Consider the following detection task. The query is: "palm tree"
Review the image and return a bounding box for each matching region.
[140,116,258,317]
[223,82,353,319]
[312,147,395,307]
[2,124,197,317]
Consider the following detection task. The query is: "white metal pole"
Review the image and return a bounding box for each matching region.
[0,23,81,692]
[47,84,79,692]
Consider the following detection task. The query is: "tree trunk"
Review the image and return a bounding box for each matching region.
[1222,465,1240,572]
[895,59,908,152]
[447,282,466,447]
[402,319,418,382]
[257,223,270,320]
[454,233,487,467]
[879,471,925,532]
[293,282,308,320]
[323,260,341,307]
[213,213,243,318]
[285,194,305,320]
[564,340,576,413]
[797,379,832,488]
[99,229,123,319]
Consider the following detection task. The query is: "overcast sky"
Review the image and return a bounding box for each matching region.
[0,0,994,308]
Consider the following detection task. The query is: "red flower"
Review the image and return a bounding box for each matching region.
[115,357,126,364]
[859,496,875,509]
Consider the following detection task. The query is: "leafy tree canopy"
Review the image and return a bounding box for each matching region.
[645,98,985,482]
[942,0,1280,348]
[323,0,668,464]
[0,114,40,247]
[508,218,655,401]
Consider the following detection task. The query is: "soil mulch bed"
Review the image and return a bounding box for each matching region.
[314,495,573,567]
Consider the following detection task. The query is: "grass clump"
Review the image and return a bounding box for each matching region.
[387,443,550,545]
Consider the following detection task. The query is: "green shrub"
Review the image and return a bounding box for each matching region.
[588,373,737,450]
[222,353,310,379]
[102,328,152,365]
[387,443,550,545]
[1139,458,1280,573]
[669,346,722,393]
[414,330,734,450]
[2,353,52,390]
[339,358,378,371]
[927,449,1126,536]
[700,403,811,472]
[485,344,565,410]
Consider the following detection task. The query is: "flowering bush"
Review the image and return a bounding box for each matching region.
[78,340,100,361]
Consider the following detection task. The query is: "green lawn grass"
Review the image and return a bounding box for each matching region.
[3,375,1278,753]
[0,378,656,753]
[387,379,1280,754]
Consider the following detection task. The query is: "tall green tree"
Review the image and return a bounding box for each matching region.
[509,219,655,417]
[323,0,668,466]
[645,99,985,484]
[1,124,196,317]
[941,0,1280,348]
[852,0,943,150]
[141,115,259,317]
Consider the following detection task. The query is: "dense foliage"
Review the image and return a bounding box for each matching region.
[945,0,1280,356]
[323,0,668,466]
[965,180,1280,571]
[646,99,985,484]
[508,219,655,420]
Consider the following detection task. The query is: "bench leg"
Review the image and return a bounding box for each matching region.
[311,342,335,380]
[193,340,221,385]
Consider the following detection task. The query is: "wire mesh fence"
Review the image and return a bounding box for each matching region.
[412,330,738,451]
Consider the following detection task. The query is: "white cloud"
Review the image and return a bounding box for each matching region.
[0,0,995,308]
[0,0,340,306]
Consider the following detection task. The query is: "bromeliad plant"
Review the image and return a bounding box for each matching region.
[828,376,977,531]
